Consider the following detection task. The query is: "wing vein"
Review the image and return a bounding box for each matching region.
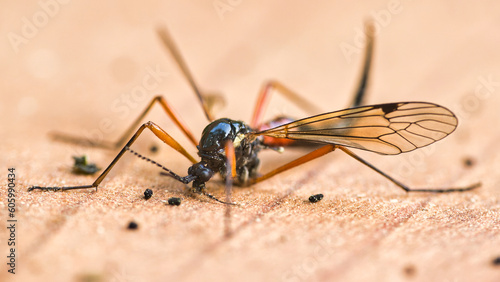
[254,102,457,155]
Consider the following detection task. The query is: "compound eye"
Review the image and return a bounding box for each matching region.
[197,168,213,182]
[188,163,213,182]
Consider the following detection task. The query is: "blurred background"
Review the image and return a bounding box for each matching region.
[3,1,499,138]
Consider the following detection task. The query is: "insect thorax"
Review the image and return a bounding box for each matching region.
[197,118,261,185]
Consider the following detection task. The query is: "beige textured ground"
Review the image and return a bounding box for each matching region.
[1,1,500,282]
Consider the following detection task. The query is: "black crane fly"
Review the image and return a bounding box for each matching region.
[197,118,260,184]
[29,22,480,202]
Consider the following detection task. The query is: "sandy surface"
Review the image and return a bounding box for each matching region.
[1,1,500,281]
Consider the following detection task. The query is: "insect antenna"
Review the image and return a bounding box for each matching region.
[125,147,192,184]
[200,191,236,205]
[126,147,236,205]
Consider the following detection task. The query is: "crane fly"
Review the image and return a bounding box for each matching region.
[28,21,480,204]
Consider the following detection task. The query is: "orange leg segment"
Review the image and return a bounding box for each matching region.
[51,96,198,149]
[29,121,197,192]
[223,141,237,236]
[250,144,337,185]
[250,80,322,128]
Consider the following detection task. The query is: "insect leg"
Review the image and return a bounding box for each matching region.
[224,141,236,236]
[157,27,215,122]
[51,96,198,148]
[250,20,375,128]
[338,146,481,193]
[250,145,337,184]
[29,121,197,192]
[349,20,375,108]
[250,80,323,128]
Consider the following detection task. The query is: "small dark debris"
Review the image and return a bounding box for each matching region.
[309,194,324,203]
[144,189,153,200]
[168,197,182,206]
[403,264,417,277]
[72,155,101,175]
[127,221,138,230]
[150,144,159,153]
[463,157,475,168]
[492,256,500,266]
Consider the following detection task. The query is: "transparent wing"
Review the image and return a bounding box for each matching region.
[251,102,457,155]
